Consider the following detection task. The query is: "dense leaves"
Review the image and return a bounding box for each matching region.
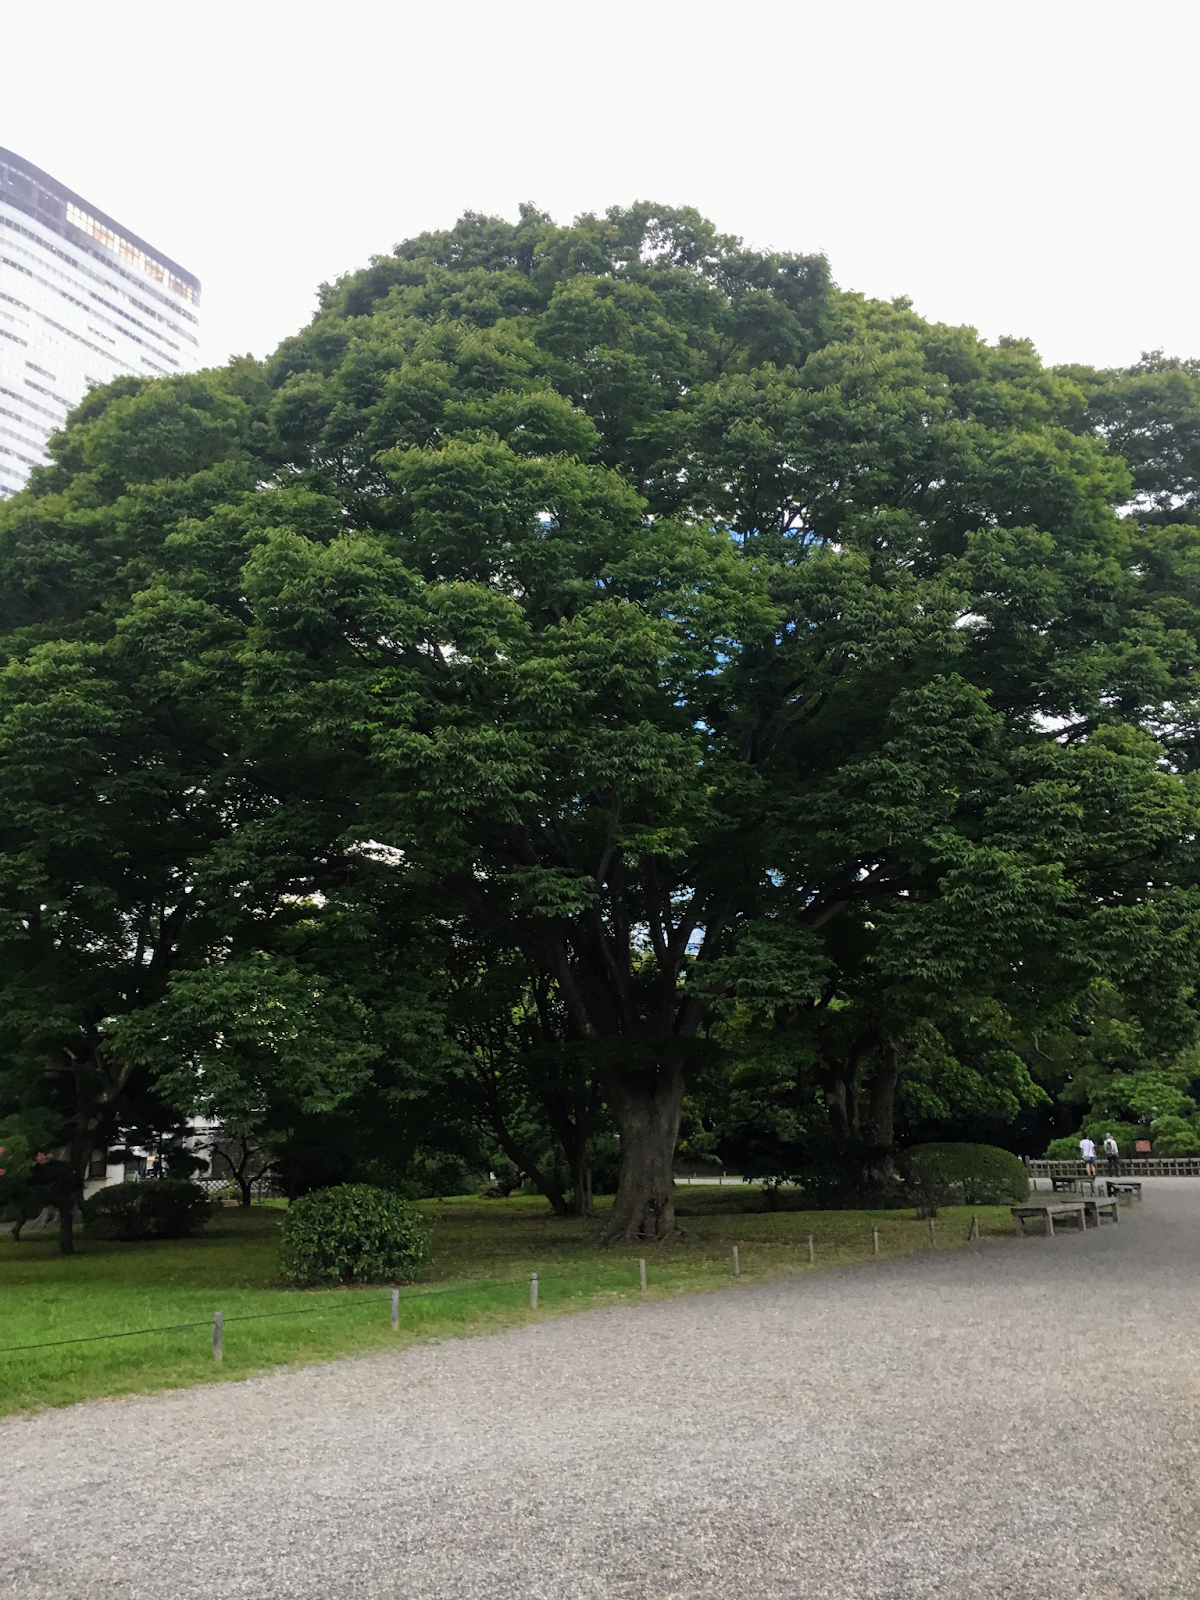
[82,1179,212,1241]
[3,201,1200,1241]
[278,1184,429,1285]
[901,1143,1029,1216]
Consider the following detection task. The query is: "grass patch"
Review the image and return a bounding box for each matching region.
[0,1191,1013,1417]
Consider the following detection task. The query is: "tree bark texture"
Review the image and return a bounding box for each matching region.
[821,1042,903,1191]
[600,1058,686,1243]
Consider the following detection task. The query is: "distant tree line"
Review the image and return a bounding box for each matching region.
[4,202,1200,1250]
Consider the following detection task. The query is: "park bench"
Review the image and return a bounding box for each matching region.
[1081,1196,1120,1227]
[1012,1201,1087,1237]
[1104,1180,1142,1202]
[1050,1175,1097,1194]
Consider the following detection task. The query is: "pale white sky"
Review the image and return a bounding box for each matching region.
[2,0,1195,372]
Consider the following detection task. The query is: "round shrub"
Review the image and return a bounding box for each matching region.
[278,1184,429,1286]
[83,1179,212,1241]
[901,1143,1029,1215]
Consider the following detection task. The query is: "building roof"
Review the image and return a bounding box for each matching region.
[0,145,200,297]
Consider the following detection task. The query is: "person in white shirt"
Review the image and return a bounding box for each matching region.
[1103,1133,1120,1176]
[1079,1136,1097,1177]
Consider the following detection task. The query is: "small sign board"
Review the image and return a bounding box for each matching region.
[1135,1139,1152,1153]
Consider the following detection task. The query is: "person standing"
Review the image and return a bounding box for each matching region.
[1104,1133,1120,1176]
[1079,1135,1098,1177]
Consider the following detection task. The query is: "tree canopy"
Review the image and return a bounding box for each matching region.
[4,201,1200,1244]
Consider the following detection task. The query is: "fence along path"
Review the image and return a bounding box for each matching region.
[1025,1156,1200,1178]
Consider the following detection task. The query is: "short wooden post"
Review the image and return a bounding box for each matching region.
[212,1310,223,1363]
[872,1228,879,1256]
[391,1288,400,1330]
[928,1217,936,1248]
[969,1213,979,1242]
[732,1245,740,1277]
[530,1272,538,1309]
[807,1234,815,1265]
[638,1257,647,1290]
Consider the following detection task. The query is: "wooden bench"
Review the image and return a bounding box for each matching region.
[1051,1175,1097,1194]
[1081,1196,1120,1226]
[1012,1201,1087,1236]
[1104,1180,1142,1202]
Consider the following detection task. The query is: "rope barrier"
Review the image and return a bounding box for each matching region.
[0,1275,514,1356]
[1,1220,992,1358]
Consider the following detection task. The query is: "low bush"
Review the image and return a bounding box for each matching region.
[278,1183,429,1286]
[901,1143,1029,1216]
[83,1180,212,1241]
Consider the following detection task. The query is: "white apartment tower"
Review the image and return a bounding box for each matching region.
[0,148,201,497]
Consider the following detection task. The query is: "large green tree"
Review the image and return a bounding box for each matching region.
[233,207,1200,1237]
[4,204,1200,1243]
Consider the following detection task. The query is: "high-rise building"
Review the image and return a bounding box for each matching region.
[0,147,201,497]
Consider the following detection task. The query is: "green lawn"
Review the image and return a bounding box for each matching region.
[0,1190,1013,1417]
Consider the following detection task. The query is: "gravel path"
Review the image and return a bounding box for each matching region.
[3,1182,1199,1600]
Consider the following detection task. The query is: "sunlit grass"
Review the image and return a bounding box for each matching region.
[0,1190,1012,1416]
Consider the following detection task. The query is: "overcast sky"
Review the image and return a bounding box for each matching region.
[1,0,1195,372]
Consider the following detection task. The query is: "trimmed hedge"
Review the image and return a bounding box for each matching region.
[278,1184,429,1286]
[83,1179,212,1241]
[902,1143,1029,1215]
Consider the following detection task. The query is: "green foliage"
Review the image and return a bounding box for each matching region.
[1045,1136,1086,1161]
[7,200,1200,1234]
[1077,1121,1141,1155]
[371,1150,481,1199]
[1067,352,1200,526]
[82,1180,212,1241]
[110,955,378,1126]
[0,1118,36,1210]
[902,1143,1029,1215]
[1046,1061,1200,1155]
[278,1184,430,1285]
[1143,1115,1200,1155]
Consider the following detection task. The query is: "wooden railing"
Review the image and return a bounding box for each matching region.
[1026,1157,1200,1178]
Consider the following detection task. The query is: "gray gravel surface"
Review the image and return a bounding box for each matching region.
[3,1181,1199,1600]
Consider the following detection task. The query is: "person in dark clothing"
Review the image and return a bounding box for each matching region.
[1104,1133,1120,1176]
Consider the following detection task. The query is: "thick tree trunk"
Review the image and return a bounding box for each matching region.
[820,1044,901,1194]
[864,1051,901,1149]
[57,1191,76,1256]
[600,1059,686,1243]
[860,1051,902,1190]
[823,1071,855,1143]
